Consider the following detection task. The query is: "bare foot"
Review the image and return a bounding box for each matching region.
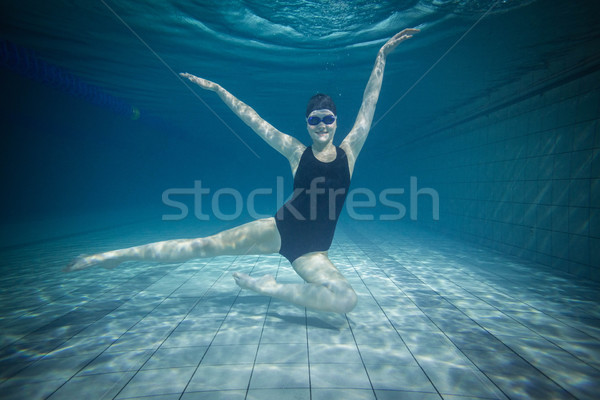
[63,254,121,272]
[232,272,277,295]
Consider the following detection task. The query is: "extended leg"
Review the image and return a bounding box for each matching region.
[65,218,281,272]
[233,252,357,314]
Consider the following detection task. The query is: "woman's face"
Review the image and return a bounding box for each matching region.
[306,109,337,145]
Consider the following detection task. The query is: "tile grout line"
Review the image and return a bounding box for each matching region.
[374,223,600,373]
[0,260,164,356]
[341,226,514,399]
[3,262,186,398]
[42,261,194,400]
[113,259,227,400]
[338,228,444,399]
[243,254,280,400]
[346,224,585,399]
[305,307,312,400]
[178,254,258,400]
[343,313,378,399]
[95,259,220,400]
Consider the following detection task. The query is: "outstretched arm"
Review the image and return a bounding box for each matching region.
[341,29,419,171]
[180,73,304,163]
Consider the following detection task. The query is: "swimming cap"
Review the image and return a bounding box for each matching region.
[306,93,337,117]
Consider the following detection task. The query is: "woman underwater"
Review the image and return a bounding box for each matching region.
[66,29,419,314]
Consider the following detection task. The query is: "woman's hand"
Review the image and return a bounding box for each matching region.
[380,28,420,57]
[180,73,220,91]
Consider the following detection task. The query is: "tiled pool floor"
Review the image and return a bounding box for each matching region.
[0,220,598,399]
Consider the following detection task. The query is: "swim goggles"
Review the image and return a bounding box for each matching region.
[307,115,336,126]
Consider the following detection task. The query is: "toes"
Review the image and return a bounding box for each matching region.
[232,272,247,287]
[232,272,243,281]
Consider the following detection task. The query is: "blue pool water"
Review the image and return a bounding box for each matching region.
[1,0,599,399]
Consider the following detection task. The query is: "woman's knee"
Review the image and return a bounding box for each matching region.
[341,286,358,313]
[325,281,358,314]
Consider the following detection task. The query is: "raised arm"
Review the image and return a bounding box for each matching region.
[341,29,419,170]
[180,73,305,163]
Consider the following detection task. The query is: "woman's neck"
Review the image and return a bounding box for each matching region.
[311,142,336,162]
[311,140,334,152]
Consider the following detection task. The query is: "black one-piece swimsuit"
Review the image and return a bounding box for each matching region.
[275,146,351,263]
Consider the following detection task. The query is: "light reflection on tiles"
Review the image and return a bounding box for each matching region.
[0,220,598,399]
